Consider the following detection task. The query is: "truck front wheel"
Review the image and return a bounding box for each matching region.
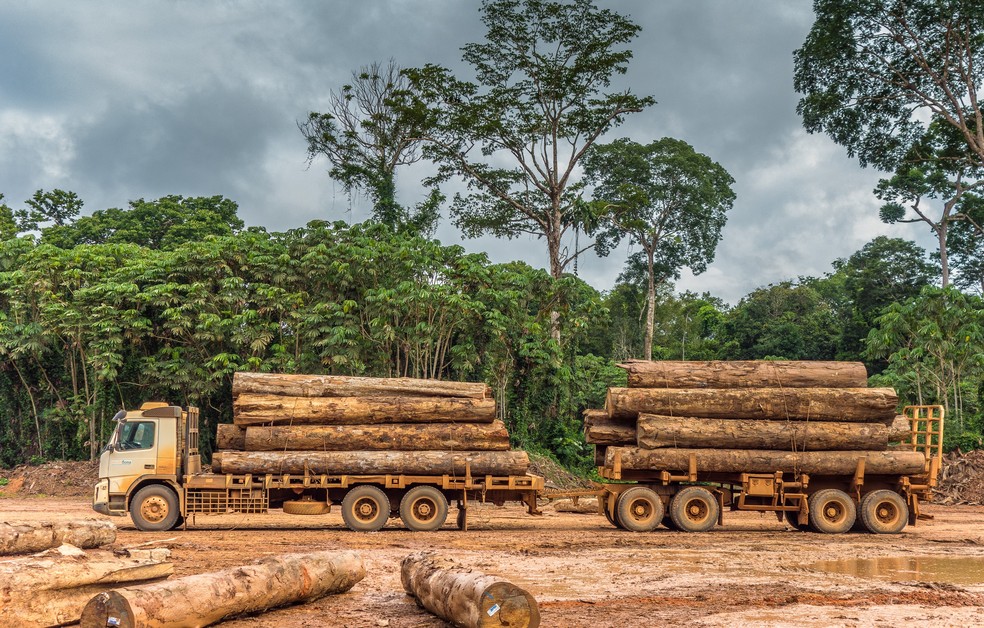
[130,485,181,532]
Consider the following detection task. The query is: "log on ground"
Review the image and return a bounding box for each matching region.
[215,424,247,450]
[605,446,928,476]
[583,411,636,446]
[233,372,490,399]
[80,550,365,628]
[401,550,539,628]
[636,414,912,451]
[212,450,531,476]
[0,544,173,627]
[0,519,116,555]
[244,420,511,452]
[618,360,869,389]
[233,393,496,426]
[606,387,898,422]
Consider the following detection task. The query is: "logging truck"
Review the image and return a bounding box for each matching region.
[93,402,543,532]
[594,405,944,535]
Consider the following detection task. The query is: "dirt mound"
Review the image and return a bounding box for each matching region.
[527,452,597,490]
[934,449,984,505]
[0,460,98,498]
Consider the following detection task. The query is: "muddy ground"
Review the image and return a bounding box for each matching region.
[2,495,983,627]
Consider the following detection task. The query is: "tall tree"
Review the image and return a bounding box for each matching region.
[583,138,734,360]
[795,0,984,171]
[14,189,82,232]
[403,0,654,282]
[0,194,17,240]
[300,60,440,235]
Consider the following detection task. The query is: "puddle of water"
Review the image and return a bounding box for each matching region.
[812,556,984,585]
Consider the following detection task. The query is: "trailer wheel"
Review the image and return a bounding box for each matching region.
[615,487,664,532]
[400,486,449,532]
[341,485,390,532]
[669,487,719,533]
[859,490,908,534]
[783,510,809,531]
[130,485,181,532]
[661,516,678,531]
[807,489,856,534]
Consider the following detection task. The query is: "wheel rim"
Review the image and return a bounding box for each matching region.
[141,496,169,523]
[875,501,900,526]
[684,499,709,524]
[410,498,437,524]
[353,497,379,522]
[627,498,654,524]
[822,501,847,525]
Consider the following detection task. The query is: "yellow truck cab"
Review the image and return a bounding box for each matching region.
[93,402,200,530]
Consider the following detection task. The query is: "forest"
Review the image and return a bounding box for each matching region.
[1,0,983,471]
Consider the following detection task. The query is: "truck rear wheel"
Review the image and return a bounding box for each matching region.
[341,485,390,532]
[808,489,856,534]
[859,490,908,534]
[669,487,719,532]
[131,485,181,532]
[616,487,663,532]
[400,486,449,532]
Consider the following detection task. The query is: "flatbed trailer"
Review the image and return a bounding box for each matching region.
[93,402,542,532]
[591,405,944,534]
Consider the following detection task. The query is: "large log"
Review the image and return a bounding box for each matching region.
[618,360,869,389]
[0,519,116,555]
[215,424,246,450]
[401,551,539,628]
[0,544,173,627]
[233,372,490,399]
[606,387,898,422]
[212,450,531,476]
[233,393,496,426]
[244,420,511,452]
[583,410,636,446]
[636,414,912,451]
[605,446,928,476]
[81,550,365,628]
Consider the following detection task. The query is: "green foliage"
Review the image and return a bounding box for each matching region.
[403,0,654,278]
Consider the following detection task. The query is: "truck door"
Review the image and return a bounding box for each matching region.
[108,419,159,495]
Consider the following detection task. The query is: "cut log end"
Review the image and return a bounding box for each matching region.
[80,591,135,628]
[480,581,540,628]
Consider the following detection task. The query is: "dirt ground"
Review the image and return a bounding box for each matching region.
[2,495,983,627]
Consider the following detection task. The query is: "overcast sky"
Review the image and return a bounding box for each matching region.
[0,1,934,303]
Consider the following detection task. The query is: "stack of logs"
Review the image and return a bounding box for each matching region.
[584,360,929,476]
[213,373,530,477]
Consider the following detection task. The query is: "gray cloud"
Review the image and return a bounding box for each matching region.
[0,1,935,303]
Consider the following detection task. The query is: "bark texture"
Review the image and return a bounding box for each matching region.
[0,545,172,627]
[233,372,490,399]
[606,446,928,476]
[244,421,510,452]
[212,450,531,476]
[618,360,869,389]
[606,387,898,422]
[80,550,365,628]
[233,394,496,426]
[215,424,247,451]
[636,414,912,451]
[401,551,540,628]
[0,520,116,555]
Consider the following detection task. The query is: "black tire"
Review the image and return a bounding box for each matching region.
[400,486,449,532]
[784,510,809,531]
[341,485,390,531]
[662,516,679,531]
[808,489,856,534]
[602,495,624,529]
[669,487,719,533]
[456,507,467,530]
[859,490,908,534]
[615,487,664,532]
[130,485,181,532]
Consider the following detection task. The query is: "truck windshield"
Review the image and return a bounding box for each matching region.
[117,421,156,450]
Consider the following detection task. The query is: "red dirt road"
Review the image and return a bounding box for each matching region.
[2,497,983,626]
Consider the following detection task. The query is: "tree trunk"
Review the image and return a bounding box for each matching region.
[617,360,869,389]
[606,387,898,422]
[215,424,247,450]
[636,414,912,451]
[401,551,540,628]
[0,545,173,627]
[0,520,116,555]
[583,411,636,446]
[80,550,365,628]
[232,372,491,399]
[644,250,656,361]
[605,446,928,476]
[212,450,531,476]
[243,421,511,452]
[233,394,496,426]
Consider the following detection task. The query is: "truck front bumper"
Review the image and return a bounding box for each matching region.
[92,479,125,517]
